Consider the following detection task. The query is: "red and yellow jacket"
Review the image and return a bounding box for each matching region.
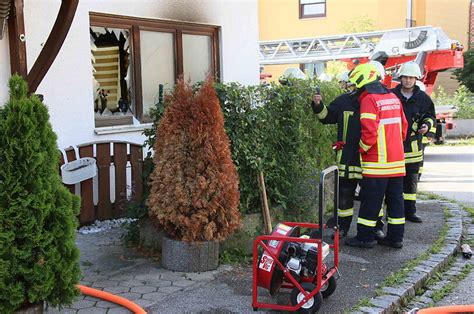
[358,83,408,178]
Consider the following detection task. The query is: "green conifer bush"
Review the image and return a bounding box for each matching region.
[0,75,81,312]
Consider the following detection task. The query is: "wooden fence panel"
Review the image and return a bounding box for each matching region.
[130,144,143,200]
[96,143,111,220]
[61,141,144,224]
[113,143,128,217]
[78,145,95,224]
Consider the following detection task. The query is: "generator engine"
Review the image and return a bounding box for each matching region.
[284,236,330,280]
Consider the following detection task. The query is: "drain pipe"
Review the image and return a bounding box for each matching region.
[406,0,413,27]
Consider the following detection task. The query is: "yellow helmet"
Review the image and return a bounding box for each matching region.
[349,63,380,88]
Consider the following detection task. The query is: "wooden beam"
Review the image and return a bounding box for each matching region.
[8,0,27,77]
[26,0,79,93]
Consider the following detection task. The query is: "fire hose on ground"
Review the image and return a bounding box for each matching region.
[77,285,146,314]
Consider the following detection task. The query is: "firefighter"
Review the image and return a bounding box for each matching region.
[392,62,436,223]
[310,71,384,239]
[345,63,408,249]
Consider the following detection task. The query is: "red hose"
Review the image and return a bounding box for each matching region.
[77,285,146,314]
[418,304,474,313]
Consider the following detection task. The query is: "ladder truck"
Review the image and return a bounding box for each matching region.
[259,25,464,143]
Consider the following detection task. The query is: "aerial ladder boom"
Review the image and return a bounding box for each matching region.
[259,26,456,65]
[260,26,464,95]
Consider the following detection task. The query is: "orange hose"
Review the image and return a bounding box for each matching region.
[418,304,474,313]
[77,284,147,314]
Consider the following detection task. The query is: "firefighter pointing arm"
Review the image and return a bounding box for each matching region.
[309,75,384,239]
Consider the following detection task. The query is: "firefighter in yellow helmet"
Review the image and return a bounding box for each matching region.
[310,69,385,239]
[391,62,436,223]
[345,63,408,249]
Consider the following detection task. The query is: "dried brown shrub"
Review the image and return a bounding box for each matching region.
[148,78,241,242]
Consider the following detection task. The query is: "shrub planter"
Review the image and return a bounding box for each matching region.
[15,302,44,314]
[162,236,219,272]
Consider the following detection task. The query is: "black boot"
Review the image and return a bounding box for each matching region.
[377,237,403,249]
[345,236,376,248]
[406,214,422,223]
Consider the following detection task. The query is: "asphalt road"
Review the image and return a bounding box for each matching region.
[419,144,474,308]
[418,144,474,207]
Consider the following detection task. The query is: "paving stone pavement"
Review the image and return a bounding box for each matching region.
[46,227,232,313]
[46,199,467,313]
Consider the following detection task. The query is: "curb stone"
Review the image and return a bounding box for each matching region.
[351,200,463,314]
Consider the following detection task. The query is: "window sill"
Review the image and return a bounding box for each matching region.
[94,123,153,135]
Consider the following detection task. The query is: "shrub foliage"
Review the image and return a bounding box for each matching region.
[453,49,474,93]
[0,75,81,312]
[216,79,339,219]
[148,79,241,241]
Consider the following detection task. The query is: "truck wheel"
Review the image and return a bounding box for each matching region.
[290,282,323,313]
[320,276,337,298]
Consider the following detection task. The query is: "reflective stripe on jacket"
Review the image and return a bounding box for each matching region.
[358,83,408,178]
[391,84,436,165]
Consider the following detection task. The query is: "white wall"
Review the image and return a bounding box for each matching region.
[2,0,259,149]
[0,30,10,105]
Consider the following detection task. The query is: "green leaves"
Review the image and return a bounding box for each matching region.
[216,79,340,220]
[453,49,474,93]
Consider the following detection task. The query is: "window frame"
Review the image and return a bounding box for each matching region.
[90,12,221,123]
[299,0,327,19]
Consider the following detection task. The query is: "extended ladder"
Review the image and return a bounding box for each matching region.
[259,26,454,65]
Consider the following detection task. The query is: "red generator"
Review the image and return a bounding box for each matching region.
[252,166,340,313]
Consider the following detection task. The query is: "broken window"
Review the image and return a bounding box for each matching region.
[90,13,220,127]
[91,26,133,127]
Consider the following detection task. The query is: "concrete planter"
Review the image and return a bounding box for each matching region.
[15,302,44,314]
[162,236,219,272]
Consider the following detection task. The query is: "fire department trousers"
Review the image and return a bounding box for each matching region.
[356,176,405,243]
[338,178,385,233]
[404,164,420,217]
[338,178,358,232]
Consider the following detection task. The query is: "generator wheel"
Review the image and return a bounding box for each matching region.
[320,276,337,298]
[290,282,323,313]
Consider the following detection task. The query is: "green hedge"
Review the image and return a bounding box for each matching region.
[216,79,340,220]
[133,79,341,226]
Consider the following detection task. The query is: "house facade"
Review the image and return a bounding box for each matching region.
[259,0,470,93]
[0,0,260,149]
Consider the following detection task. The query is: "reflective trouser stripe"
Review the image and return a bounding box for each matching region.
[403,193,417,201]
[378,207,384,217]
[419,167,423,174]
[338,208,354,217]
[388,217,405,225]
[357,217,377,227]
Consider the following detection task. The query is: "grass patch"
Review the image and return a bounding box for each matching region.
[219,248,252,264]
[418,191,449,202]
[353,297,372,310]
[430,263,472,302]
[444,137,474,146]
[462,205,474,218]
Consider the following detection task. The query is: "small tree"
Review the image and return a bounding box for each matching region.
[0,75,81,312]
[453,49,474,92]
[148,79,241,242]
